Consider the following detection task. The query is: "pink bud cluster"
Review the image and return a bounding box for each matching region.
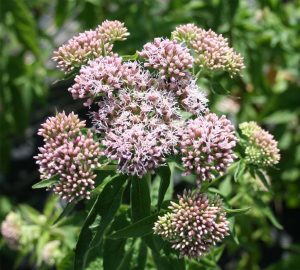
[35,112,101,201]
[180,113,237,183]
[239,122,280,167]
[153,190,229,258]
[139,38,193,81]
[172,24,245,76]
[97,20,129,42]
[1,212,23,250]
[52,20,129,73]
[69,56,151,106]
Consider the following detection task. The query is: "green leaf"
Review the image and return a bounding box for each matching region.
[225,207,251,218]
[131,174,151,222]
[157,165,171,210]
[52,203,76,226]
[57,252,74,270]
[19,204,42,224]
[54,0,72,27]
[256,169,272,192]
[110,213,159,239]
[74,175,127,270]
[210,82,229,95]
[32,175,59,189]
[253,197,283,230]
[228,217,239,245]
[117,242,135,270]
[263,207,283,230]
[103,209,129,270]
[7,0,40,56]
[234,160,246,182]
[133,241,148,270]
[122,52,138,61]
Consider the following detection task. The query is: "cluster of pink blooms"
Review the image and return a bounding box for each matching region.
[153,190,229,258]
[33,20,281,259]
[69,56,150,106]
[1,212,23,250]
[103,121,180,177]
[52,20,129,73]
[139,38,193,81]
[239,122,280,167]
[172,23,245,76]
[92,87,181,175]
[35,112,101,202]
[180,113,237,184]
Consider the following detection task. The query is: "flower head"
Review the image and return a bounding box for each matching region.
[42,240,63,266]
[97,20,129,42]
[180,113,237,183]
[1,212,23,250]
[139,38,193,81]
[69,58,151,106]
[52,20,128,73]
[239,122,280,167]
[102,119,180,177]
[172,24,245,76]
[38,111,85,142]
[179,80,208,115]
[91,87,180,133]
[35,113,101,202]
[69,56,124,106]
[153,190,229,258]
[171,23,200,44]
[52,30,112,73]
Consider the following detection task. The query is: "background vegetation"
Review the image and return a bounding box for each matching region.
[1,0,299,269]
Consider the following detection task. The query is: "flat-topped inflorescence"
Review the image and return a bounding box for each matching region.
[179,113,237,183]
[52,20,129,73]
[239,122,280,167]
[172,23,245,76]
[35,112,101,202]
[153,190,229,258]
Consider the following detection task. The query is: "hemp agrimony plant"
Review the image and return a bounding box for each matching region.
[1,20,281,269]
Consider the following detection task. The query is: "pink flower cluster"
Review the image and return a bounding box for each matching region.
[35,112,101,202]
[91,87,181,175]
[154,190,229,258]
[172,24,245,76]
[180,113,237,183]
[53,20,129,73]
[69,56,150,106]
[103,121,180,177]
[139,38,193,81]
[1,212,23,250]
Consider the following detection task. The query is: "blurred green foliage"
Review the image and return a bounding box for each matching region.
[1,0,300,269]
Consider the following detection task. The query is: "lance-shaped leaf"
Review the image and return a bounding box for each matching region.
[32,175,59,189]
[74,175,127,270]
[225,206,251,218]
[110,213,159,239]
[157,164,172,210]
[131,174,151,222]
